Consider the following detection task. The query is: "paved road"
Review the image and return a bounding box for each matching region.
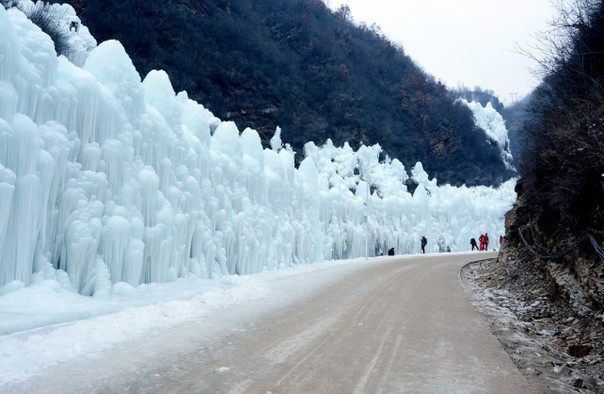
[13,252,535,393]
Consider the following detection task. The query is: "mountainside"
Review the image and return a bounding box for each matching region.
[59,0,512,186]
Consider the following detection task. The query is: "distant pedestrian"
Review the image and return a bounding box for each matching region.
[420,236,427,254]
[499,235,503,247]
[446,246,451,253]
[479,234,485,251]
[388,247,395,256]
[484,233,490,250]
[470,238,478,250]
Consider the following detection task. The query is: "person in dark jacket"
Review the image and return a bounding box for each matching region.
[420,236,427,254]
[470,238,478,250]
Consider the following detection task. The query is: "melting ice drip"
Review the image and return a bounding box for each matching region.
[0,3,515,295]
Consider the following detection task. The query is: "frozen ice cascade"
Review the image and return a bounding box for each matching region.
[0,4,516,295]
[458,98,514,170]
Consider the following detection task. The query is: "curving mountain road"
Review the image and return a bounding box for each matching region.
[13,252,536,393]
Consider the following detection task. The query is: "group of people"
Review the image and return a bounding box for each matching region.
[419,233,503,254]
[470,233,503,251]
[382,233,502,256]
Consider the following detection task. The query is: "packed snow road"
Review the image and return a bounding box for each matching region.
[11,252,535,393]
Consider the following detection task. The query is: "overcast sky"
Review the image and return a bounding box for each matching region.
[326,0,558,105]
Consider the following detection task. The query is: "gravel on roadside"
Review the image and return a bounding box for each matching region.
[462,258,604,393]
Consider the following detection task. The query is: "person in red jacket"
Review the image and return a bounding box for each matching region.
[479,234,484,251]
[484,233,489,250]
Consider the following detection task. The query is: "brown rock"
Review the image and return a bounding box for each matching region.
[568,345,592,358]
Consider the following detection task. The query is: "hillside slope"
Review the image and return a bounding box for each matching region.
[507,0,604,317]
[62,0,511,186]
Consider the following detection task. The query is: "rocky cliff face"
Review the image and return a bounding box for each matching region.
[502,180,604,319]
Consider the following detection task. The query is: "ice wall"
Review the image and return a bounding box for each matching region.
[0,5,515,295]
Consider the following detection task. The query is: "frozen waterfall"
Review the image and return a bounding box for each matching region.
[0,4,515,296]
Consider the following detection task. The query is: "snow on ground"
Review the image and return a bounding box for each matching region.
[0,255,381,387]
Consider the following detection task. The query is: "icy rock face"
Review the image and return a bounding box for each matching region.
[459,99,514,170]
[12,0,97,67]
[0,5,515,295]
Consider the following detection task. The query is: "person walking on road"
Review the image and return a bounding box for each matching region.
[421,235,427,254]
[470,237,478,250]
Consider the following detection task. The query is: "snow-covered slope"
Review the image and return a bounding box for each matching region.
[0,3,515,296]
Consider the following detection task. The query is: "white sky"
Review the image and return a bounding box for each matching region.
[326,0,558,104]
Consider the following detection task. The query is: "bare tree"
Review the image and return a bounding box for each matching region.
[519,0,604,235]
